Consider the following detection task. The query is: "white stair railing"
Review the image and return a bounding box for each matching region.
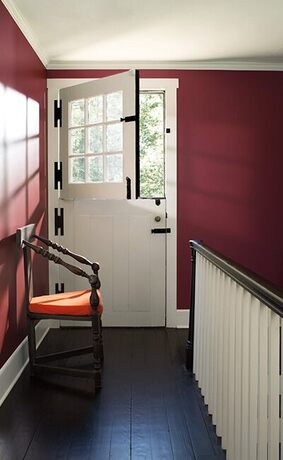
[187,240,282,460]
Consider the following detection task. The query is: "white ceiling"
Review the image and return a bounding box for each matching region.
[4,0,283,69]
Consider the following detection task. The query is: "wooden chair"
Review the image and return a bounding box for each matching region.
[16,224,103,390]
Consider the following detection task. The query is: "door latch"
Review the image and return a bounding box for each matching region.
[126,176,131,199]
[120,115,136,123]
[151,228,171,234]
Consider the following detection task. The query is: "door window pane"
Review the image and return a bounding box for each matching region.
[139,92,165,198]
[70,157,85,183]
[68,91,126,186]
[106,123,122,152]
[106,91,123,121]
[88,126,103,154]
[88,156,103,183]
[70,99,85,127]
[88,96,103,124]
[70,128,85,155]
[105,154,123,182]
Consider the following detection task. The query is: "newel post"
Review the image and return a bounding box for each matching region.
[186,241,196,371]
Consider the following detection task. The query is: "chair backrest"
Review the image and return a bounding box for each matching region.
[16,224,101,312]
[16,224,36,304]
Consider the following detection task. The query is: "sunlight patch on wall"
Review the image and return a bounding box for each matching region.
[0,84,40,237]
[4,87,26,143]
[27,97,40,138]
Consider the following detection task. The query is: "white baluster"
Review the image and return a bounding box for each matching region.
[248,297,260,460]
[202,258,210,402]
[212,267,221,426]
[227,279,237,460]
[209,265,218,418]
[257,304,268,460]
[198,255,205,389]
[241,291,251,460]
[268,310,280,460]
[216,271,225,437]
[224,275,232,449]
[207,261,214,411]
[234,284,244,459]
[193,253,201,379]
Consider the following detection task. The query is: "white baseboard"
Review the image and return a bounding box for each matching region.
[176,309,190,328]
[166,308,189,328]
[0,321,50,406]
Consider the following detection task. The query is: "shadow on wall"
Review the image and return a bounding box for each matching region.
[0,82,47,366]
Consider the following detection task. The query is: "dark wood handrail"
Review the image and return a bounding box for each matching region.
[190,240,283,318]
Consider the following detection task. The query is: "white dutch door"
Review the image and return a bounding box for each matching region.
[49,71,170,326]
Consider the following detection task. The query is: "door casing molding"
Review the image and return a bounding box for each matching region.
[47,77,179,326]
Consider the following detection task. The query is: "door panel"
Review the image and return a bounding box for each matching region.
[59,70,139,200]
[129,215,151,313]
[112,215,129,312]
[58,199,166,326]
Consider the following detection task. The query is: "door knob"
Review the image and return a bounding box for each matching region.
[155,216,161,222]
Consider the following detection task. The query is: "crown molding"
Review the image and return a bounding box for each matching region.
[2,0,48,66]
[47,59,283,71]
[2,0,283,72]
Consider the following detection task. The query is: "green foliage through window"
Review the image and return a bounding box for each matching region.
[69,90,166,196]
[139,92,165,198]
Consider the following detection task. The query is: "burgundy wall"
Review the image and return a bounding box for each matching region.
[176,70,283,308]
[0,2,48,366]
[48,69,283,309]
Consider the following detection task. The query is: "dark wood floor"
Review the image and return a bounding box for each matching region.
[0,328,225,460]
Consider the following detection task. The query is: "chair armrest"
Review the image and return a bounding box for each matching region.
[23,240,101,310]
[33,234,100,275]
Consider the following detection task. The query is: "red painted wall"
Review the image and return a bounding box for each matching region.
[176,70,283,308]
[48,69,283,310]
[0,2,48,366]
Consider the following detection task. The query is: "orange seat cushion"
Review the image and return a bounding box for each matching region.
[29,289,103,316]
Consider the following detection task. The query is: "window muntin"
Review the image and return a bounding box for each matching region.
[139,91,165,199]
[68,91,123,184]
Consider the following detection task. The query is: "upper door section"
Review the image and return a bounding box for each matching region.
[59,70,139,200]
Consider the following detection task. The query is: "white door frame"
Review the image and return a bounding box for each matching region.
[47,77,180,327]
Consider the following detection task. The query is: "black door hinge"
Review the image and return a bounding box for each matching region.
[55,208,64,236]
[54,162,62,190]
[55,283,65,294]
[54,99,62,127]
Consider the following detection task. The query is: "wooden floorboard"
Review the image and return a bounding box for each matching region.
[0,328,225,460]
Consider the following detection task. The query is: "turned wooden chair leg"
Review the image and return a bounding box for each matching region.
[92,314,102,389]
[99,317,104,362]
[27,317,36,376]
